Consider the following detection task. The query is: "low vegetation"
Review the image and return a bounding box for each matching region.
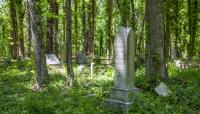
[0,61,199,113]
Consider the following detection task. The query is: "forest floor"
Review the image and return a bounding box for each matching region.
[0,60,199,114]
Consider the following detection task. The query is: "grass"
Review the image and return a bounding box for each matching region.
[0,61,199,114]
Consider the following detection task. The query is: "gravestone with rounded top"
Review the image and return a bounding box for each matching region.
[105,27,139,112]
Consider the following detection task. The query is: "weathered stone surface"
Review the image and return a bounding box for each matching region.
[77,65,85,74]
[154,82,171,96]
[105,27,139,112]
[46,54,60,65]
[75,53,87,64]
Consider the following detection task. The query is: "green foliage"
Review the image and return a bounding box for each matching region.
[0,61,199,113]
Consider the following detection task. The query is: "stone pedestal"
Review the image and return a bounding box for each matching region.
[104,27,139,112]
[105,87,139,111]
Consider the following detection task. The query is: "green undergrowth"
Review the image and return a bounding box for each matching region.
[0,61,199,114]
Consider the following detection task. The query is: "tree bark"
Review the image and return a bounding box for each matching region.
[145,0,168,82]
[26,0,32,58]
[82,0,86,54]
[29,0,49,90]
[9,0,18,59]
[17,0,25,58]
[106,0,113,63]
[188,0,198,59]
[46,0,58,54]
[66,0,74,85]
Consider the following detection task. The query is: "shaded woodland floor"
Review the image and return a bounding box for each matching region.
[0,60,199,114]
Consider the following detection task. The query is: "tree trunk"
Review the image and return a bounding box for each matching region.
[29,0,49,90]
[106,0,113,63]
[17,0,25,58]
[116,0,130,27]
[9,0,18,59]
[164,0,171,61]
[91,0,95,60]
[66,0,74,85]
[145,0,168,82]
[46,0,58,54]
[74,0,79,53]
[61,1,66,63]
[82,0,86,54]
[26,0,32,58]
[188,0,198,59]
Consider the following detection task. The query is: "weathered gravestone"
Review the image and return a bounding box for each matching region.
[46,54,60,65]
[154,82,171,97]
[75,53,87,64]
[104,27,139,112]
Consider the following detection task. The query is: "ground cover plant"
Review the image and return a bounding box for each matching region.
[0,61,199,114]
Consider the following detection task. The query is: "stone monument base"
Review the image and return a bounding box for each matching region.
[104,87,139,112]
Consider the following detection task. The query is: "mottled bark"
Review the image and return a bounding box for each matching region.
[26,0,32,58]
[116,0,130,27]
[82,0,86,54]
[188,0,198,59]
[145,0,168,81]
[106,0,113,62]
[74,0,79,53]
[17,0,25,57]
[46,0,58,54]
[29,0,48,90]
[9,0,18,59]
[66,0,74,85]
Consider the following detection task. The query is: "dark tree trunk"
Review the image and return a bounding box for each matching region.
[66,0,74,85]
[82,0,86,54]
[9,0,18,59]
[46,0,58,54]
[164,0,171,60]
[29,0,49,90]
[145,0,168,82]
[26,0,32,58]
[188,0,198,59]
[61,1,66,63]
[17,0,25,58]
[86,1,92,55]
[74,0,78,53]
[106,0,113,63]
[116,0,130,27]
[91,0,95,60]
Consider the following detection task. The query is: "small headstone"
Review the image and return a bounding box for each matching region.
[154,82,171,97]
[104,27,139,112]
[77,65,85,74]
[46,54,60,65]
[75,53,87,64]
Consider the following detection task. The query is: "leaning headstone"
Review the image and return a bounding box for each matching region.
[75,53,87,64]
[104,27,139,112]
[46,54,60,65]
[154,82,171,97]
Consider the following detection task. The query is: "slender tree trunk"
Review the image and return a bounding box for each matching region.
[46,0,58,54]
[106,0,113,63]
[74,0,79,53]
[86,1,92,55]
[17,0,25,58]
[29,0,49,90]
[188,0,198,59]
[116,0,130,27]
[145,0,168,82]
[164,0,171,60]
[91,0,95,60]
[66,0,74,85]
[26,0,32,58]
[61,1,66,63]
[9,0,18,59]
[82,0,86,54]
